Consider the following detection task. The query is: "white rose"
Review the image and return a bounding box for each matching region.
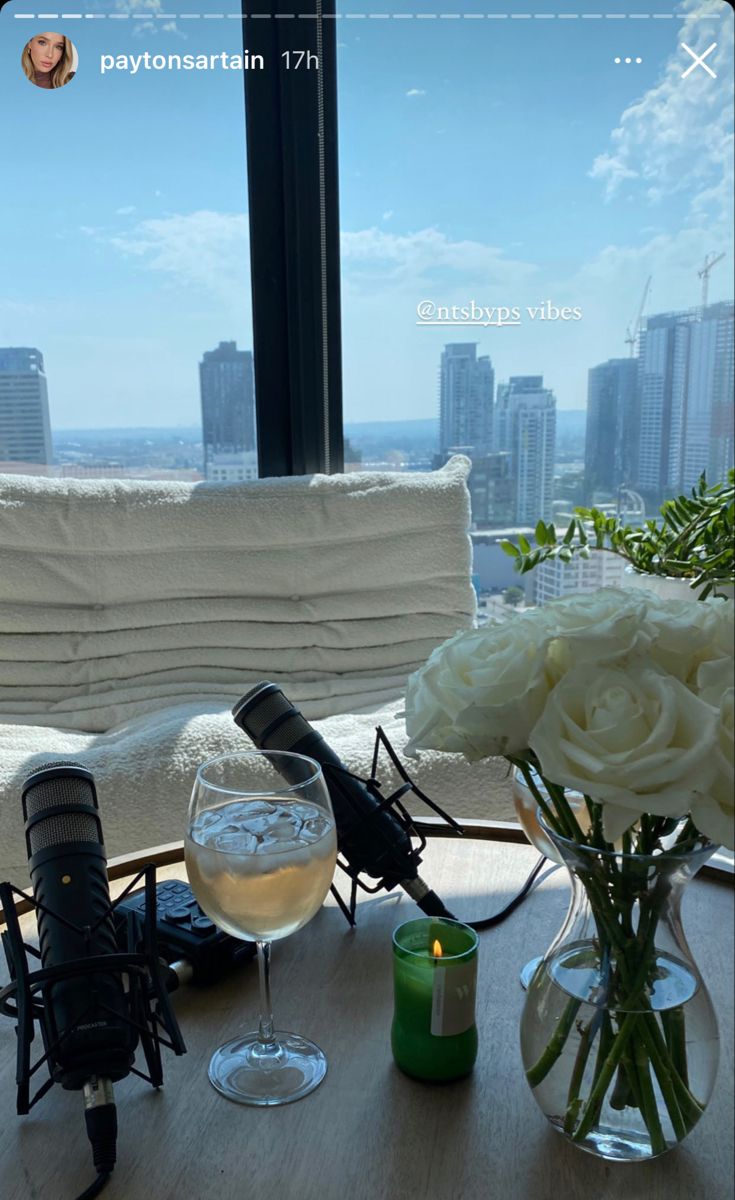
[404,615,550,760]
[641,593,727,683]
[539,588,649,684]
[528,662,718,843]
[691,690,734,850]
[691,597,735,701]
[697,656,735,707]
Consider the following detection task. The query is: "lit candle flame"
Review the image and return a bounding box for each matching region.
[432,939,443,958]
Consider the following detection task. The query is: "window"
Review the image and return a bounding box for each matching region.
[1,0,256,481]
[335,0,734,604]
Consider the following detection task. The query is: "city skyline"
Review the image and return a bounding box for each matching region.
[0,0,731,428]
[4,291,733,480]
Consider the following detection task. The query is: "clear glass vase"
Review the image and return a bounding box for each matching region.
[520,825,720,1161]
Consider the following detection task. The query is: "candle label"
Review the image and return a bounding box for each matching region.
[431,961,476,1037]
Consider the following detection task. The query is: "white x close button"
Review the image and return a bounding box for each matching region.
[681,42,718,79]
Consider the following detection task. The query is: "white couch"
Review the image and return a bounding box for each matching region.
[0,456,513,883]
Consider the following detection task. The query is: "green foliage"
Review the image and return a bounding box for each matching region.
[499,472,735,599]
[503,586,525,607]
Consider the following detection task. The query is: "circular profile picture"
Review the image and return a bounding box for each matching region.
[22,32,77,89]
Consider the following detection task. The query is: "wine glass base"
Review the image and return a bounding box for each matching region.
[519,955,543,991]
[208,1031,328,1106]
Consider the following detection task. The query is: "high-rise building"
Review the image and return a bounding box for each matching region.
[676,301,734,492]
[637,310,696,500]
[434,447,515,529]
[533,549,627,606]
[0,347,53,466]
[199,341,256,481]
[637,302,734,501]
[495,376,539,453]
[205,452,258,483]
[494,376,556,523]
[439,344,494,455]
[584,358,639,501]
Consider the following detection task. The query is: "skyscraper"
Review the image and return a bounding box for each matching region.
[433,447,515,529]
[637,310,696,500]
[677,301,734,492]
[439,344,494,455]
[0,347,53,466]
[494,376,556,523]
[584,358,639,501]
[199,341,256,481]
[637,303,734,500]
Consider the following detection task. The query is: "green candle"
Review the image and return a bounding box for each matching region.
[391,917,478,1082]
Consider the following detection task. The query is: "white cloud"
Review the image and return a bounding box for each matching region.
[90,185,731,425]
[102,210,251,310]
[102,215,540,310]
[590,0,733,219]
[112,0,181,36]
[116,206,136,216]
[115,0,162,11]
[405,88,426,98]
[0,297,36,320]
[340,226,537,293]
[382,210,393,221]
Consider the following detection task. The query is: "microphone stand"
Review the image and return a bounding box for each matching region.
[324,725,465,927]
[325,726,548,932]
[0,864,185,1115]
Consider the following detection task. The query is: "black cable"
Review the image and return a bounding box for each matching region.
[465,853,550,931]
[74,1171,112,1200]
[76,1098,117,1200]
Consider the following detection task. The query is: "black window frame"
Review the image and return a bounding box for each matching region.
[243,0,344,478]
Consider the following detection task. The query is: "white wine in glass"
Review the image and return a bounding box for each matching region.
[185,751,337,1106]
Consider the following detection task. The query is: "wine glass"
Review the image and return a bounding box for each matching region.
[185,750,338,1106]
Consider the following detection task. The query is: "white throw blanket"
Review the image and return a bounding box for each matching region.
[0,457,474,729]
[0,701,514,885]
[0,457,518,882]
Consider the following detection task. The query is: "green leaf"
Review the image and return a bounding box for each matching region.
[500,540,520,558]
[522,471,734,592]
[518,535,531,554]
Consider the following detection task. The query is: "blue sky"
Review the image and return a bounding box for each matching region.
[0,0,732,428]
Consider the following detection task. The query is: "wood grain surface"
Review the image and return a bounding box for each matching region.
[0,839,732,1200]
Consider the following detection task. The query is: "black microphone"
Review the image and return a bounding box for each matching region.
[21,761,137,1178]
[232,683,454,919]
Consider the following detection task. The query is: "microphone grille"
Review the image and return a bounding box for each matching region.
[234,684,310,749]
[259,711,312,753]
[23,761,101,853]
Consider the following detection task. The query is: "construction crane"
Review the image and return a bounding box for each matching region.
[625,276,652,357]
[698,252,725,309]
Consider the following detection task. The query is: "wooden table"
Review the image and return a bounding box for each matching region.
[1,832,732,1200]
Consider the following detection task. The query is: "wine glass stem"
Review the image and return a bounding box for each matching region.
[256,940,275,1046]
